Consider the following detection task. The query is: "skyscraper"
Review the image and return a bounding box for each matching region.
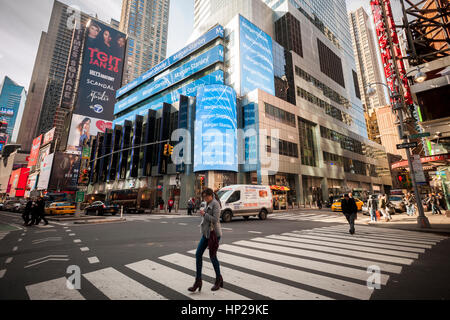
[0,76,27,144]
[17,0,91,151]
[119,0,170,84]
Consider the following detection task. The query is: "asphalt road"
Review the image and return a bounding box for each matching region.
[0,209,449,300]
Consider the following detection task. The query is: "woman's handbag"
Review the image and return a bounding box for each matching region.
[208,223,219,258]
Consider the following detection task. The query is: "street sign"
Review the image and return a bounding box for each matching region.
[409,132,431,139]
[75,191,85,203]
[412,155,427,183]
[397,142,418,150]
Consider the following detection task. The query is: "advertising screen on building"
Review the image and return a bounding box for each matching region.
[74,20,126,120]
[0,107,14,117]
[37,153,54,191]
[194,85,238,172]
[37,145,51,171]
[67,114,113,154]
[42,127,56,146]
[48,153,81,191]
[239,15,275,96]
[28,135,43,167]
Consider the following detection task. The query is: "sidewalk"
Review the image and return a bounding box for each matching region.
[360,211,450,235]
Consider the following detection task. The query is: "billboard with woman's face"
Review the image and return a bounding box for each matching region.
[67,114,112,154]
[74,20,127,120]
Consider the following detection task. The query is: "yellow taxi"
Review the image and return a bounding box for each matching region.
[331,198,364,212]
[45,202,76,215]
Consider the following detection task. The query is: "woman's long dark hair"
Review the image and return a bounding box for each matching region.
[202,188,222,208]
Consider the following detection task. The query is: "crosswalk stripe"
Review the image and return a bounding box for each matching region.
[126,259,249,300]
[188,248,374,300]
[217,244,390,285]
[0,269,6,279]
[282,233,427,253]
[160,253,332,300]
[250,237,414,265]
[303,229,439,246]
[315,227,441,244]
[266,235,420,258]
[324,225,446,241]
[26,277,85,300]
[300,231,433,249]
[271,213,316,219]
[83,267,166,300]
[232,240,403,274]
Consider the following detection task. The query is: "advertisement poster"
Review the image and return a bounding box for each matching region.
[194,85,238,172]
[0,107,14,117]
[37,153,54,191]
[37,145,51,171]
[28,135,43,167]
[239,15,275,96]
[42,127,56,146]
[74,20,126,120]
[67,114,112,154]
[48,153,81,191]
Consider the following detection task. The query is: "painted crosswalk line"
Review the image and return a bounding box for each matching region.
[126,259,249,300]
[26,277,85,300]
[160,253,332,300]
[83,267,166,300]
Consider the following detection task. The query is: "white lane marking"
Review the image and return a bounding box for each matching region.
[266,235,420,259]
[88,257,100,264]
[248,231,262,234]
[25,258,70,269]
[21,233,26,236]
[26,277,85,300]
[178,223,188,226]
[80,247,90,252]
[12,246,18,252]
[0,269,5,278]
[28,255,69,264]
[161,253,332,300]
[69,234,76,236]
[74,239,82,243]
[251,237,414,265]
[219,244,389,285]
[222,228,233,231]
[190,249,374,300]
[5,257,13,264]
[65,230,72,232]
[18,238,23,242]
[233,240,403,274]
[32,237,62,244]
[126,259,249,300]
[83,267,166,300]
[301,231,433,249]
[283,233,427,253]
[160,222,168,224]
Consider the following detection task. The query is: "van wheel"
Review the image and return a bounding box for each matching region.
[243,216,250,221]
[259,209,268,221]
[222,211,232,223]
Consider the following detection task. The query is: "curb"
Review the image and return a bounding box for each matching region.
[74,218,127,225]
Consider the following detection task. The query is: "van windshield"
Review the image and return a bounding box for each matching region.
[217,190,233,201]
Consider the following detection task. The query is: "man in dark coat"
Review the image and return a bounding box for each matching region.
[22,199,33,226]
[35,197,48,226]
[341,193,358,235]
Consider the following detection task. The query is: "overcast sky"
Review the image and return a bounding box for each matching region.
[0,0,370,90]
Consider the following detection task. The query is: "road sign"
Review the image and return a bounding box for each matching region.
[75,191,85,203]
[409,132,430,139]
[397,142,418,150]
[412,155,427,183]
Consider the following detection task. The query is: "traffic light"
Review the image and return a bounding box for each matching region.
[163,144,169,156]
[200,176,205,189]
[168,145,174,156]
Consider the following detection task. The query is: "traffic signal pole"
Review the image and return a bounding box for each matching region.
[379,0,430,228]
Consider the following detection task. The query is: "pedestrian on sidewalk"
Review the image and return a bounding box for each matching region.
[27,199,39,226]
[35,197,48,226]
[431,193,442,215]
[188,188,223,293]
[438,193,447,211]
[341,193,357,235]
[379,194,392,222]
[405,192,416,216]
[367,195,378,222]
[317,198,322,210]
[168,198,174,213]
[187,198,194,216]
[22,198,33,226]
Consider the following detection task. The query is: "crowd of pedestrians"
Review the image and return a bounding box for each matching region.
[22,197,48,227]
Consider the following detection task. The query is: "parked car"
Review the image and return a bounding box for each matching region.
[331,198,364,212]
[84,201,119,216]
[388,195,406,213]
[45,202,76,216]
[3,200,25,212]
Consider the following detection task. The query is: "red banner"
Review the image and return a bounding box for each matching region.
[28,135,43,167]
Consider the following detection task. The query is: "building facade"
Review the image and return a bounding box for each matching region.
[87,0,392,209]
[119,0,170,84]
[0,76,27,145]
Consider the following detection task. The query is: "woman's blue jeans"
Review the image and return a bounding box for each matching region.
[196,236,221,280]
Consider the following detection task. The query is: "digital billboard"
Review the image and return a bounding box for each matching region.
[67,114,113,154]
[37,153,54,191]
[239,15,275,96]
[114,45,224,114]
[42,127,56,146]
[116,24,225,98]
[28,135,43,167]
[74,20,126,120]
[48,153,81,191]
[194,85,238,172]
[0,107,14,117]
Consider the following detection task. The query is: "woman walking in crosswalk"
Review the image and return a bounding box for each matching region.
[188,188,223,293]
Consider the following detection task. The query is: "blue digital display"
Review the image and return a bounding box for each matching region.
[114,45,224,115]
[116,25,225,99]
[113,70,225,127]
[239,15,275,96]
[194,85,238,173]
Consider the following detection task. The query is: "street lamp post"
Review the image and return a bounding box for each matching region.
[366,81,430,228]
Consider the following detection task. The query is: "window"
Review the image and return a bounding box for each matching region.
[298,117,317,167]
[227,191,241,204]
[317,39,345,88]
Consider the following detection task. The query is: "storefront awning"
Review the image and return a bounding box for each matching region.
[271,186,290,191]
[392,153,450,170]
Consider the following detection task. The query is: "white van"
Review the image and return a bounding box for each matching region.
[217,185,273,223]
